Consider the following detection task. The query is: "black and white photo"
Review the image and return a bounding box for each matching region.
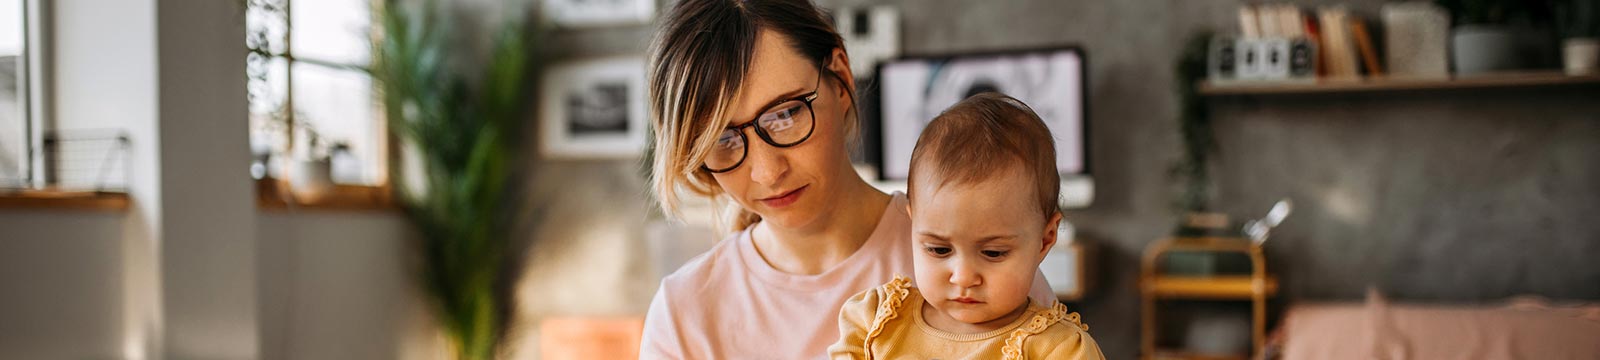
[540,57,648,159]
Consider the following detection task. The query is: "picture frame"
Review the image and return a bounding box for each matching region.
[874,46,1089,181]
[539,56,649,160]
[542,0,655,28]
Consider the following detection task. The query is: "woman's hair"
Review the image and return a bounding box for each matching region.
[907,93,1062,219]
[647,0,858,231]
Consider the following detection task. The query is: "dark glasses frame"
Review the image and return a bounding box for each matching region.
[702,66,825,173]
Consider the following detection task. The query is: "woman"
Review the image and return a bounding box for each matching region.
[640,0,1054,358]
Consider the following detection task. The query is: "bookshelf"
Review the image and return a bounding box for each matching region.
[1198,71,1600,96]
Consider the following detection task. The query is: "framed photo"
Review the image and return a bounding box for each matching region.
[876,47,1088,180]
[542,0,654,28]
[540,56,648,159]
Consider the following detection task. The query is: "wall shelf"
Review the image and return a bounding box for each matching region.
[0,190,130,211]
[256,178,395,212]
[1198,71,1600,96]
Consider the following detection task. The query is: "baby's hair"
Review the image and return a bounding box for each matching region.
[907,92,1061,218]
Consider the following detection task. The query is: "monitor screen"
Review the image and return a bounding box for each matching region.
[876,47,1086,180]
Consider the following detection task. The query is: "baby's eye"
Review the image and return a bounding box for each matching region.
[924,246,952,256]
[981,250,1009,259]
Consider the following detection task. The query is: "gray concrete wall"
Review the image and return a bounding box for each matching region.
[1211,89,1600,302]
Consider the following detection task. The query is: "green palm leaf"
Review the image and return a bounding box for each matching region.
[372,1,536,358]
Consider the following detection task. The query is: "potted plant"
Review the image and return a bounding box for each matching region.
[1171,32,1220,234]
[1437,0,1537,73]
[1555,0,1600,74]
[373,0,537,359]
[288,121,335,203]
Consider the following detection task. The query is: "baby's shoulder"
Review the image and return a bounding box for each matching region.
[842,275,918,313]
[1025,302,1089,334]
[1005,303,1105,360]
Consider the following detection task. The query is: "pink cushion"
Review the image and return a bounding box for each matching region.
[1281,290,1600,360]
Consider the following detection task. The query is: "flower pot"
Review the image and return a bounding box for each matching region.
[1451,25,1520,74]
[290,158,334,203]
[1564,38,1600,75]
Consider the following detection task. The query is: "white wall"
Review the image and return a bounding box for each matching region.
[153,0,258,357]
[257,212,441,360]
[49,0,162,358]
[0,211,125,359]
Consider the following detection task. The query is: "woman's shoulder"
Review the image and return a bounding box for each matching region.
[658,229,747,294]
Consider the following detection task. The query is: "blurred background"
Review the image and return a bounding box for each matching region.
[1,0,1597,359]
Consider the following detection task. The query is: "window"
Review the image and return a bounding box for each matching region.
[246,0,385,189]
[1,0,27,188]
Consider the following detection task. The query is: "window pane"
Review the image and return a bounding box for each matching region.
[291,63,382,185]
[248,55,288,179]
[246,0,288,55]
[1,0,25,187]
[291,0,370,66]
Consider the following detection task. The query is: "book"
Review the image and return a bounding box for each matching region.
[1260,5,1281,38]
[1240,5,1261,38]
[1304,13,1325,76]
[1277,4,1304,38]
[1350,18,1383,76]
[1317,7,1361,79]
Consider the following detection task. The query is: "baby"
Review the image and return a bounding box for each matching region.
[829,93,1105,360]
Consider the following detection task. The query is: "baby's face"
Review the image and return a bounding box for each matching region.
[909,166,1059,328]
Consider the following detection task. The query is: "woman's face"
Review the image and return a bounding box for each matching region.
[709,29,855,231]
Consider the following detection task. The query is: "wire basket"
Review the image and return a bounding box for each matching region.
[42,130,130,192]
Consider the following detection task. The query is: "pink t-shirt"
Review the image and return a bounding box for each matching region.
[639,192,1055,359]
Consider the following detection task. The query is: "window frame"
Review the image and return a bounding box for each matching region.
[247,0,394,211]
[0,0,131,211]
[7,0,50,188]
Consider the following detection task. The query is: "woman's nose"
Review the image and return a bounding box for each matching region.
[744,136,789,187]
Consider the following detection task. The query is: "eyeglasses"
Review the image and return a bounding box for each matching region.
[701,68,823,173]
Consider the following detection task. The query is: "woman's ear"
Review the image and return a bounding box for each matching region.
[828,47,856,96]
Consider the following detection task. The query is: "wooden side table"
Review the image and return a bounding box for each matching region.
[1139,237,1277,360]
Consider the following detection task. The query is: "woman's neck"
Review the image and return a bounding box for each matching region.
[751,176,890,275]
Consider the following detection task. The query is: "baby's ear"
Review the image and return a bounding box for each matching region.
[1039,212,1063,256]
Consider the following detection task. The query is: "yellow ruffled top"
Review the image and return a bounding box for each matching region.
[827,276,1106,360]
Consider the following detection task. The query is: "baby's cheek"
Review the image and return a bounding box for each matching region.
[911,255,943,292]
[993,264,1039,306]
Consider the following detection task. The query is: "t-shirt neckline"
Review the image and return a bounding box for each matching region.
[736,191,907,292]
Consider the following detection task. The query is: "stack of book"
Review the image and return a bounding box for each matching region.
[1212,3,1384,83]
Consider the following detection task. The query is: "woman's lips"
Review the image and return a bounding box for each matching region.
[759,185,807,208]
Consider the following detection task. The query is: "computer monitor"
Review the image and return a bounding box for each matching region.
[875,46,1091,207]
